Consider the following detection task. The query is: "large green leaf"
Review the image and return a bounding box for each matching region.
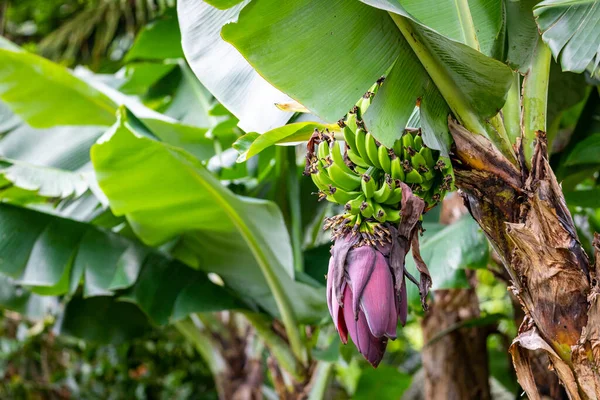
[57,295,152,345]
[534,0,600,75]
[91,108,326,322]
[505,0,541,73]
[0,274,58,320]
[354,366,412,399]
[124,8,184,62]
[235,122,338,162]
[399,0,505,58]
[0,158,90,200]
[360,0,513,148]
[0,204,239,324]
[0,49,117,127]
[405,217,490,307]
[178,0,293,133]
[564,133,600,166]
[221,0,513,154]
[565,188,600,209]
[221,0,403,125]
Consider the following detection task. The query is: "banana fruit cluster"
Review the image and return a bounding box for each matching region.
[305,84,454,233]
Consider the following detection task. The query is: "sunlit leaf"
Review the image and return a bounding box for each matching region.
[178,0,292,133]
[0,49,117,127]
[534,0,600,75]
[91,107,327,322]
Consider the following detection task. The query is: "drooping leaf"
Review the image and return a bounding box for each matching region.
[235,122,338,161]
[178,0,293,133]
[399,0,505,58]
[221,0,403,124]
[564,133,600,167]
[91,107,327,322]
[534,0,600,75]
[120,254,242,325]
[505,0,540,73]
[57,295,152,345]
[0,49,117,127]
[0,274,58,320]
[0,158,90,200]
[125,8,185,62]
[405,217,490,307]
[565,189,600,209]
[119,62,178,95]
[360,0,513,148]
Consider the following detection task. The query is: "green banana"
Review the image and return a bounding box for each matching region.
[373,177,393,203]
[360,200,374,218]
[410,151,428,170]
[382,206,401,223]
[420,147,435,168]
[354,128,370,164]
[390,157,405,181]
[392,139,403,158]
[383,186,402,205]
[345,194,366,215]
[405,167,424,184]
[365,133,382,168]
[413,134,423,151]
[378,145,391,174]
[317,140,330,164]
[329,187,362,205]
[347,149,370,168]
[402,133,414,151]
[360,174,377,198]
[327,162,361,191]
[373,202,386,222]
[331,140,358,177]
[343,126,359,154]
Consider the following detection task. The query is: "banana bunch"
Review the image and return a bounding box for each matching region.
[342,122,453,209]
[305,80,454,237]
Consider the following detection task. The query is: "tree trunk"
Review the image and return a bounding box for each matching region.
[449,119,600,399]
[421,287,492,400]
[419,196,492,400]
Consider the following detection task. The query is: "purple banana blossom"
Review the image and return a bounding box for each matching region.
[326,236,408,367]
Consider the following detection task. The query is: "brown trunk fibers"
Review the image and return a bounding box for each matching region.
[449,118,599,399]
[419,195,491,400]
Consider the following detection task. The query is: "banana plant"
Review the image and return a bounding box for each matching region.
[178,0,600,398]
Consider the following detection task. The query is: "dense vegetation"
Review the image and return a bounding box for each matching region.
[0,0,599,399]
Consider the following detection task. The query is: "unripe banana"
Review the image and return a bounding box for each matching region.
[391,157,405,181]
[410,151,428,170]
[373,202,386,222]
[347,149,369,168]
[365,133,382,168]
[382,206,401,223]
[402,133,414,152]
[383,186,402,205]
[317,140,330,163]
[329,187,362,205]
[354,128,370,164]
[405,167,424,184]
[373,177,393,203]
[327,162,361,191]
[331,140,358,177]
[392,139,403,158]
[419,147,435,168]
[413,134,423,151]
[344,194,366,215]
[360,173,377,199]
[360,199,374,218]
[343,126,359,154]
[378,145,392,174]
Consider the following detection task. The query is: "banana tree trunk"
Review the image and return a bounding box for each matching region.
[421,287,491,400]
[449,119,599,399]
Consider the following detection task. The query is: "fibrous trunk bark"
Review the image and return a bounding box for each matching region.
[421,287,491,400]
[449,119,600,399]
